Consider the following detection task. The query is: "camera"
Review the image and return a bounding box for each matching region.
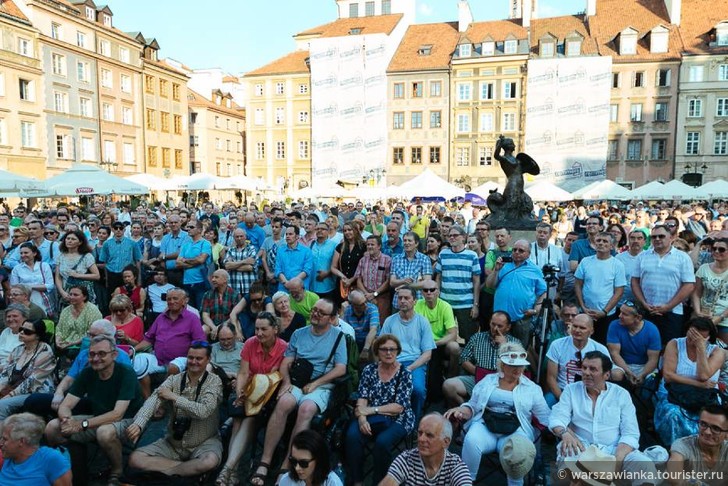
[172,416,192,440]
[161,293,167,301]
[542,264,560,284]
[501,255,513,263]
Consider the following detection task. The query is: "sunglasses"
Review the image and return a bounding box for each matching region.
[19,328,36,335]
[699,420,728,434]
[665,223,678,228]
[651,234,667,239]
[712,247,727,253]
[288,456,314,468]
[185,226,196,230]
[191,340,211,348]
[44,231,57,236]
[422,288,438,293]
[250,297,264,302]
[379,346,398,354]
[512,248,527,253]
[501,352,527,361]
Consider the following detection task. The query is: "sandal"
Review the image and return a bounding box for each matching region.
[107,473,121,486]
[215,465,233,486]
[249,461,270,486]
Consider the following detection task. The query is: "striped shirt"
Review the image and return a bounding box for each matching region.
[434,248,481,309]
[387,449,472,486]
[633,247,696,315]
[391,251,432,308]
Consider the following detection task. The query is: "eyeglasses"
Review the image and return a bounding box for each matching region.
[185,226,196,230]
[44,231,56,236]
[699,420,728,434]
[250,297,264,302]
[665,223,678,228]
[422,288,438,293]
[712,247,728,253]
[311,307,334,316]
[111,309,127,314]
[0,227,7,231]
[448,233,462,238]
[379,347,398,354]
[19,328,36,335]
[288,456,314,468]
[191,340,211,348]
[651,234,667,239]
[89,350,112,359]
[512,248,527,253]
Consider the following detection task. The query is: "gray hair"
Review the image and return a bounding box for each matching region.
[5,303,29,318]
[10,284,31,298]
[421,412,453,440]
[213,269,230,281]
[89,319,116,337]
[90,335,117,351]
[272,291,289,304]
[3,413,46,446]
[496,342,528,372]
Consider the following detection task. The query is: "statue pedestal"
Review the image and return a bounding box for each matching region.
[509,229,537,244]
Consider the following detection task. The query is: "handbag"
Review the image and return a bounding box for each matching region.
[289,331,344,389]
[482,408,521,435]
[666,382,721,414]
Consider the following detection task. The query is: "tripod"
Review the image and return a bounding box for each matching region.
[534,274,559,383]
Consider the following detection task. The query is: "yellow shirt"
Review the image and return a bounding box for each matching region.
[410,215,430,239]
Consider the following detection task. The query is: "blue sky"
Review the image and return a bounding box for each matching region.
[109,0,587,74]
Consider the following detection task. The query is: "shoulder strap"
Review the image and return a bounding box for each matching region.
[324,330,344,370]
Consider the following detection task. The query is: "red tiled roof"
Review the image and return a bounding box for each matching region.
[678,0,728,55]
[461,19,528,43]
[529,15,599,55]
[188,88,244,117]
[388,22,460,72]
[295,14,403,39]
[0,0,30,22]
[245,50,310,77]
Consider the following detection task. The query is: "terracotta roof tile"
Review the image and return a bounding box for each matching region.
[678,0,728,55]
[222,75,240,83]
[245,50,310,77]
[388,22,460,72]
[461,19,528,43]
[529,15,599,55]
[295,14,403,39]
[188,88,244,117]
[0,0,30,22]
[588,0,683,61]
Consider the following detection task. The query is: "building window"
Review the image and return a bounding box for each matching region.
[276,141,285,159]
[718,30,728,46]
[298,111,309,123]
[456,147,470,166]
[365,1,375,16]
[75,62,89,83]
[719,65,728,81]
[146,109,156,130]
[715,132,728,155]
[411,111,423,129]
[147,146,157,167]
[686,132,700,155]
[254,109,264,125]
[214,138,222,151]
[612,73,620,88]
[160,112,169,132]
[430,80,442,97]
[610,104,618,122]
[56,134,69,158]
[630,103,643,122]
[393,83,404,99]
[480,82,494,100]
[20,121,35,148]
[349,3,358,17]
[99,39,110,57]
[457,83,472,101]
[76,31,87,48]
[237,141,242,153]
[54,92,68,113]
[382,0,391,14]
[418,45,432,56]
[620,35,637,55]
[457,114,470,133]
[688,99,703,117]
[633,71,644,87]
[174,115,182,134]
[18,79,34,101]
[717,98,728,117]
[51,23,62,40]
[82,137,95,160]
[190,135,198,146]
[172,83,180,101]
[256,142,265,160]
[656,69,671,87]
[100,69,112,88]
[654,102,668,122]
[255,84,263,96]
[502,81,517,99]
[119,47,130,63]
[120,75,131,93]
[122,107,133,125]
[482,42,495,56]
[411,147,422,164]
[299,84,308,94]
[175,149,183,169]
[626,140,642,160]
[276,82,284,95]
[226,140,232,152]
[430,111,442,128]
[275,107,284,124]
[480,112,494,132]
[566,39,582,56]
[504,39,518,54]
[502,113,516,131]
[17,38,32,57]
[429,146,441,164]
[102,103,114,121]
[412,82,423,98]
[103,14,112,27]
[159,79,168,97]
[145,75,154,93]
[162,148,170,168]
[80,97,91,117]
[393,112,404,129]
[103,140,116,163]
[688,65,704,82]
[540,41,555,57]
[608,140,619,160]
[651,139,667,159]
[459,44,472,57]
[479,146,493,166]
[52,53,66,76]
[123,143,135,164]
[85,6,94,20]
[298,141,309,159]
[393,147,404,164]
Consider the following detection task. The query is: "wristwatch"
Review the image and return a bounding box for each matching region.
[82,419,89,430]
[373,291,379,297]
[374,407,379,415]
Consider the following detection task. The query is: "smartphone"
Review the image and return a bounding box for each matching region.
[501,255,513,263]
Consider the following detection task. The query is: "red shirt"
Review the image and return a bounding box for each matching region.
[241,336,287,375]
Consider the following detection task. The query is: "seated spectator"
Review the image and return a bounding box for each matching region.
[55,285,102,356]
[287,278,320,324]
[693,237,728,343]
[0,412,71,485]
[250,299,347,486]
[45,335,144,485]
[0,304,25,372]
[280,430,343,486]
[0,285,47,331]
[126,341,223,480]
[606,302,661,387]
[9,243,55,318]
[112,265,145,318]
[654,317,725,445]
[380,413,472,486]
[442,311,520,407]
[218,312,287,486]
[444,342,550,482]
[200,269,239,339]
[106,294,144,347]
[342,290,379,356]
[24,319,132,418]
[0,319,55,421]
[546,301,577,345]
[545,314,623,407]
[143,269,175,328]
[666,404,728,486]
[211,322,243,382]
[345,334,415,485]
[272,291,306,342]
[380,286,435,419]
[228,281,274,340]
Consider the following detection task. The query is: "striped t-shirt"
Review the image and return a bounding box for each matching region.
[387,449,472,486]
[435,248,481,309]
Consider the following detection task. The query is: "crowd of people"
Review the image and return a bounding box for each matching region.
[0,196,726,486]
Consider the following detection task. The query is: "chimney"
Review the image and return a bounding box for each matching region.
[586,0,597,17]
[664,0,681,25]
[458,0,473,33]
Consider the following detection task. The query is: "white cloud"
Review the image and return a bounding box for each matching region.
[418,2,434,17]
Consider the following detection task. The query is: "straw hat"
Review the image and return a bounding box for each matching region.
[244,372,282,416]
[564,445,617,486]
[500,435,536,479]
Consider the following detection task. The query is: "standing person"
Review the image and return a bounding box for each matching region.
[54,230,99,308]
[530,222,562,270]
[177,221,212,310]
[25,220,59,270]
[390,232,432,310]
[693,237,728,343]
[615,230,646,307]
[556,231,579,304]
[1,225,29,271]
[410,205,430,251]
[354,236,392,325]
[632,224,696,346]
[260,217,285,295]
[310,221,337,300]
[224,228,258,297]
[574,232,626,344]
[382,222,404,258]
[434,226,481,343]
[159,215,190,287]
[9,243,55,319]
[99,221,142,295]
[240,212,266,252]
[331,222,366,302]
[569,215,613,272]
[275,225,314,292]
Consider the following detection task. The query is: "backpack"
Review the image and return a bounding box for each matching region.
[343,333,360,396]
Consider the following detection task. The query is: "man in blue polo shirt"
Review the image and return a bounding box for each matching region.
[275,225,313,292]
[99,221,141,294]
[159,214,190,286]
[239,212,266,251]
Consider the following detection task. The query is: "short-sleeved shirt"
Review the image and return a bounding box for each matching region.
[493,260,547,321]
[546,337,612,389]
[435,248,481,309]
[380,312,436,363]
[284,326,347,380]
[201,286,240,326]
[180,238,212,285]
[696,264,728,327]
[160,231,190,270]
[634,247,696,315]
[310,239,338,294]
[387,449,472,486]
[671,435,728,485]
[574,255,626,313]
[241,336,288,375]
[69,363,144,418]
[606,319,661,365]
[211,341,244,376]
[289,291,320,324]
[100,237,142,273]
[459,331,520,370]
[342,302,379,348]
[414,298,456,341]
[68,346,132,379]
[0,446,70,486]
[391,251,432,308]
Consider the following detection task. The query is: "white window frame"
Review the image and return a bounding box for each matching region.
[457,113,470,133]
[688,65,704,82]
[688,99,703,117]
[686,132,701,155]
[254,108,264,125]
[482,42,495,56]
[656,68,671,87]
[102,103,114,122]
[81,137,95,161]
[85,6,95,20]
[17,38,32,57]
[630,103,643,122]
[123,142,135,165]
[610,104,618,122]
[51,23,62,40]
[0,72,4,97]
[714,132,728,155]
[275,82,284,95]
[298,84,308,94]
[103,140,116,163]
[256,142,265,160]
[99,39,111,57]
[456,82,472,101]
[480,81,494,100]
[504,39,518,54]
[719,65,728,81]
[56,134,70,159]
[298,140,309,159]
[456,147,470,166]
[19,79,34,101]
[502,81,517,99]
[120,74,131,93]
[53,91,68,113]
[626,139,642,160]
[275,107,285,124]
[255,84,263,96]
[52,53,66,76]
[430,80,442,97]
[276,141,285,160]
[76,31,87,48]
[79,97,92,117]
[122,106,133,125]
[479,112,494,132]
[20,121,35,148]
[459,44,471,57]
[651,139,667,159]
[77,61,90,83]
[119,47,130,63]
[100,69,113,88]
[0,118,6,145]
[502,112,516,131]
[393,112,404,130]
[717,98,728,117]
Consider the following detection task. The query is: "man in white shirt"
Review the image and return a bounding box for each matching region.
[530,222,562,270]
[549,351,657,485]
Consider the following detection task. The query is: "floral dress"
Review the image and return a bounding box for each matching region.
[358,363,415,433]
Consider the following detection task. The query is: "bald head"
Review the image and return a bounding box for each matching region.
[348,289,366,306]
[287,278,303,292]
[574,313,594,329]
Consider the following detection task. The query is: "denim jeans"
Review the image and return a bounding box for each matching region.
[345,416,408,484]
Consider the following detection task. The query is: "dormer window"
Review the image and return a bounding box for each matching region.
[540,41,555,57]
[716,22,728,46]
[459,44,472,57]
[650,25,669,53]
[565,32,584,57]
[482,41,495,55]
[85,6,95,20]
[226,99,232,108]
[418,45,432,56]
[103,14,112,27]
[619,28,638,55]
[504,39,518,54]
[349,28,362,35]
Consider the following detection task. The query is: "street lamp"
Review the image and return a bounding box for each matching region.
[682,162,708,188]
[99,158,118,173]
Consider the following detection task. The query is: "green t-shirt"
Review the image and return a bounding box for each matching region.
[69,363,144,418]
[290,290,320,324]
[483,247,512,295]
[414,298,456,341]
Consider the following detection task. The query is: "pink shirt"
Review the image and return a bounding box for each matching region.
[145,309,206,365]
[241,336,287,375]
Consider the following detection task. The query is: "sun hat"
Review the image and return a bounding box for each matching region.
[564,445,617,486]
[500,435,536,479]
[244,372,282,416]
[500,350,530,367]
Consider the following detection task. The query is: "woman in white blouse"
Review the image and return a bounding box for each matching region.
[9,243,55,318]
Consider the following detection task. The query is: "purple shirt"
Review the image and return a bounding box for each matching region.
[145,309,206,365]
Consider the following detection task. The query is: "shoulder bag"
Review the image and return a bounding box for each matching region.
[289,331,343,388]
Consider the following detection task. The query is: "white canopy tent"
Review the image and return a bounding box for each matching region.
[124,173,175,191]
[524,181,572,202]
[0,169,43,193]
[469,181,504,199]
[23,164,148,196]
[698,179,728,199]
[397,169,465,200]
[659,180,702,200]
[630,181,666,200]
[571,180,633,200]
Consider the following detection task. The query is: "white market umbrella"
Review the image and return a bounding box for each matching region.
[660,180,702,200]
[125,173,175,191]
[699,179,728,199]
[168,173,235,191]
[630,181,666,200]
[571,180,633,200]
[0,169,43,192]
[469,180,504,199]
[25,163,148,196]
[398,169,465,200]
[525,181,572,202]
[350,185,390,201]
[227,175,259,192]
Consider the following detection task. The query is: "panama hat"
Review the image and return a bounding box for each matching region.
[500,435,536,479]
[563,445,617,486]
[244,372,282,416]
